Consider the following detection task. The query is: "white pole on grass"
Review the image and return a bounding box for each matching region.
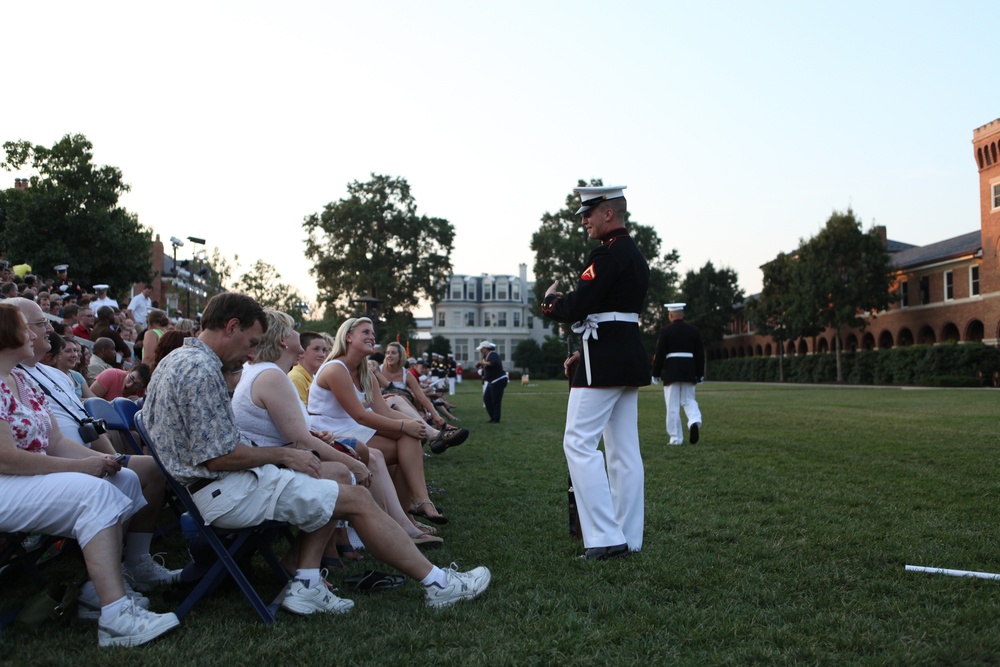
[905,564,1000,580]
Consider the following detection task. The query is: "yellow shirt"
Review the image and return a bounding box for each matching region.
[288,364,314,407]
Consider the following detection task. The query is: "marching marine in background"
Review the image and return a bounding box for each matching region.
[541,185,649,560]
[651,303,704,445]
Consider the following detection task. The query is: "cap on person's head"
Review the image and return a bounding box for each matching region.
[664,302,686,313]
[476,340,495,351]
[574,185,627,215]
[54,264,68,273]
[93,284,109,291]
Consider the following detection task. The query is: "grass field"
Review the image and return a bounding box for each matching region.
[2,380,999,666]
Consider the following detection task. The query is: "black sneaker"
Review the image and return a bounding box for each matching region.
[690,423,700,444]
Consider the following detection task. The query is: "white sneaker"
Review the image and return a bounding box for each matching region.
[424,565,492,608]
[280,579,354,615]
[123,553,182,592]
[78,579,150,620]
[97,598,180,648]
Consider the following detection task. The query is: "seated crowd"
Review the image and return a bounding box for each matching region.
[0,261,490,648]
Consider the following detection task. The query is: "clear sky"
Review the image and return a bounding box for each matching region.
[4,1,998,313]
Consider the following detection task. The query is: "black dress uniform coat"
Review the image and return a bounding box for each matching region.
[651,319,705,384]
[541,227,650,389]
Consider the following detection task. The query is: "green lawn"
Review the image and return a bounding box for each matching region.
[3,380,1000,666]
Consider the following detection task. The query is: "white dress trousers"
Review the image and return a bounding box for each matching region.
[563,387,644,551]
[664,383,701,444]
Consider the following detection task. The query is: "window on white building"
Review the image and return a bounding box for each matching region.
[497,341,506,360]
[528,313,534,329]
[465,311,476,327]
[497,312,507,327]
[513,312,521,328]
[455,339,469,362]
[483,282,492,300]
[483,312,491,327]
[437,310,445,327]
[513,282,520,301]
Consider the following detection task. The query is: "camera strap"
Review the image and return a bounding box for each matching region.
[16,364,89,426]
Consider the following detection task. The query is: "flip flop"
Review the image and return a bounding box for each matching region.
[343,570,406,593]
[411,533,444,549]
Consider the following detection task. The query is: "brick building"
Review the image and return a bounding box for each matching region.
[715,117,1000,360]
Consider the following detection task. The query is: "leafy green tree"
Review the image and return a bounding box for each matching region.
[426,334,451,356]
[303,174,455,323]
[235,259,312,327]
[680,261,745,346]
[795,208,894,382]
[530,179,681,345]
[746,252,820,382]
[541,332,572,380]
[512,338,544,375]
[0,134,152,295]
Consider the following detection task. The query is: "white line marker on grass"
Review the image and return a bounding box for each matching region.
[905,565,1000,580]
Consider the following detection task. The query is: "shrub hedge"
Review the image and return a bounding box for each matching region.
[708,343,1000,386]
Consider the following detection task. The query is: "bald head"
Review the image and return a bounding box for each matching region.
[93,337,117,362]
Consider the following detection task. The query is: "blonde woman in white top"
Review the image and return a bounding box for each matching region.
[312,318,447,524]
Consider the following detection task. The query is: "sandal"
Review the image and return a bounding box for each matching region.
[411,533,444,549]
[430,426,469,454]
[337,543,364,562]
[343,570,406,593]
[415,522,440,535]
[410,499,448,525]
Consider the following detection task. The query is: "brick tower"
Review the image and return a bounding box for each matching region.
[973,118,1000,295]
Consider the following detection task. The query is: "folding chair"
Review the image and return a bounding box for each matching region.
[84,397,144,455]
[0,533,64,630]
[133,411,292,624]
[84,397,184,537]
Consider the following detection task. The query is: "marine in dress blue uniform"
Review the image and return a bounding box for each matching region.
[541,185,649,559]
[651,303,705,444]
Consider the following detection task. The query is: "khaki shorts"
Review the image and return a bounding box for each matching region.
[192,464,339,533]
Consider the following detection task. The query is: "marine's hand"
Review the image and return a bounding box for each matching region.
[564,352,580,378]
[545,281,560,298]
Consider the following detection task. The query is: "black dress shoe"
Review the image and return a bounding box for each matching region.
[690,422,700,444]
[580,544,629,561]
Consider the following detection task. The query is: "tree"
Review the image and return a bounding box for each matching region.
[303,174,455,323]
[0,134,152,295]
[426,334,451,356]
[512,338,544,375]
[235,259,312,327]
[680,261,744,346]
[530,179,681,347]
[794,208,894,382]
[746,252,820,382]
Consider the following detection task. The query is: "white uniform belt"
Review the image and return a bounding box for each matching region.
[665,352,694,359]
[571,312,640,386]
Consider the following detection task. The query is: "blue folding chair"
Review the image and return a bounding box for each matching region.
[84,397,183,537]
[84,397,145,455]
[133,410,292,624]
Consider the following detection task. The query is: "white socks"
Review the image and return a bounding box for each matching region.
[420,566,448,588]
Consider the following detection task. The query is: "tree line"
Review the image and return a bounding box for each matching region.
[1,135,891,375]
